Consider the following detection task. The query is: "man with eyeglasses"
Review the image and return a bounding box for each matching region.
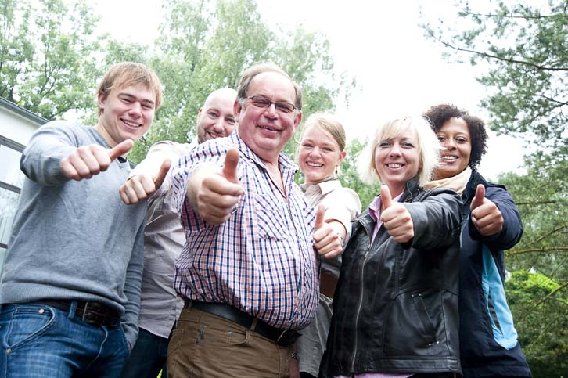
[119,87,237,378]
[165,63,343,377]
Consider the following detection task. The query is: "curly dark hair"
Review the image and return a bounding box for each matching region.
[423,103,488,169]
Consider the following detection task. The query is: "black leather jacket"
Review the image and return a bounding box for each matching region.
[320,179,463,377]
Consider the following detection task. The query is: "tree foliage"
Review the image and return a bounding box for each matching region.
[422,1,567,376]
[421,0,567,159]
[506,270,568,377]
[127,0,348,162]
[0,0,107,120]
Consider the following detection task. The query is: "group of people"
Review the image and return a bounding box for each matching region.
[0,61,531,378]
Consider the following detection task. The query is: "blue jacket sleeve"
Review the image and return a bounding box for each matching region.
[468,185,523,252]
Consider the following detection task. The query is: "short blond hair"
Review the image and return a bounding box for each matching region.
[359,115,440,186]
[97,62,163,111]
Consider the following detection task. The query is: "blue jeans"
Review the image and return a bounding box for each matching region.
[0,303,129,378]
[121,328,168,378]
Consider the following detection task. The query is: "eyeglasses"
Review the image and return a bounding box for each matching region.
[245,95,297,114]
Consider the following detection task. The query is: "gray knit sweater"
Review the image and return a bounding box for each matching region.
[0,121,146,349]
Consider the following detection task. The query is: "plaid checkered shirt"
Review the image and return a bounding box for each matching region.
[167,132,319,330]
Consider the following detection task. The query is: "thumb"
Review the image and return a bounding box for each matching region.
[381,185,392,211]
[154,159,171,187]
[470,184,485,210]
[223,148,239,183]
[109,139,134,160]
[315,204,325,230]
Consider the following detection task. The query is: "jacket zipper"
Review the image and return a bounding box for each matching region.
[350,238,372,373]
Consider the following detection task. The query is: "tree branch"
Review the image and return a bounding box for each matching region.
[516,200,567,205]
[534,281,568,306]
[541,95,568,107]
[436,38,568,71]
[527,224,568,246]
[460,11,558,20]
[508,246,568,256]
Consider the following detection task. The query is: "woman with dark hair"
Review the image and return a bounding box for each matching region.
[423,104,531,378]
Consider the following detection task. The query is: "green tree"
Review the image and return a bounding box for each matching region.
[506,270,568,377]
[129,0,353,162]
[0,0,107,120]
[421,1,568,376]
[421,0,567,159]
[339,138,376,208]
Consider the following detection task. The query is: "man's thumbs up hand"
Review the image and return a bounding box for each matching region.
[190,148,244,225]
[60,139,134,181]
[120,158,172,205]
[108,139,134,161]
[222,148,239,183]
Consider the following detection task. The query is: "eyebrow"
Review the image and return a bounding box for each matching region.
[255,94,294,104]
[119,92,155,106]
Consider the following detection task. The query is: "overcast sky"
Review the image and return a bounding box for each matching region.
[92,0,526,179]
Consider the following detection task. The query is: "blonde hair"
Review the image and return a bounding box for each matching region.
[97,62,163,112]
[358,115,440,186]
[300,112,346,151]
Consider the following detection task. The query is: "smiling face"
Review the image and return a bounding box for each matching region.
[374,128,420,197]
[434,117,472,179]
[299,124,346,184]
[95,83,156,147]
[196,88,237,144]
[235,71,302,164]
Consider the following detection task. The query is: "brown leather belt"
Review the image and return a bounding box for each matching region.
[37,300,120,327]
[186,301,300,347]
[320,270,338,298]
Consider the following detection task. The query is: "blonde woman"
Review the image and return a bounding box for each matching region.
[293,113,361,378]
[320,116,463,378]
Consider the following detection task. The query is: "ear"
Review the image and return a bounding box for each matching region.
[97,91,108,111]
[292,110,303,131]
[233,100,242,117]
[338,150,347,164]
[197,107,203,117]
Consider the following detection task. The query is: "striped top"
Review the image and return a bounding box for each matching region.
[167,132,319,330]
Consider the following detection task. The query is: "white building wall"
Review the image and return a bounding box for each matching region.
[0,108,40,145]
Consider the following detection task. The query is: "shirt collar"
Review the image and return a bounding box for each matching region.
[301,178,341,195]
[228,131,298,176]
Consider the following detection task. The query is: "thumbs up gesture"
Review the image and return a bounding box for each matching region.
[380,185,414,243]
[60,139,134,181]
[313,204,345,259]
[470,184,503,236]
[189,148,244,225]
[120,158,171,205]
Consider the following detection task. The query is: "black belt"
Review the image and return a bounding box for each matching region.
[37,300,120,327]
[187,301,300,347]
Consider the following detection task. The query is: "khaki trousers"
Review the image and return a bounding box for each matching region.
[167,307,293,378]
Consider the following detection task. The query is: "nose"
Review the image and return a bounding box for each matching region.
[212,119,225,133]
[263,102,278,119]
[309,146,322,156]
[128,102,142,117]
[442,138,456,150]
[389,143,401,155]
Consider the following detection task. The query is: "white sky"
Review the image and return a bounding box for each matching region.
[92,0,526,179]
